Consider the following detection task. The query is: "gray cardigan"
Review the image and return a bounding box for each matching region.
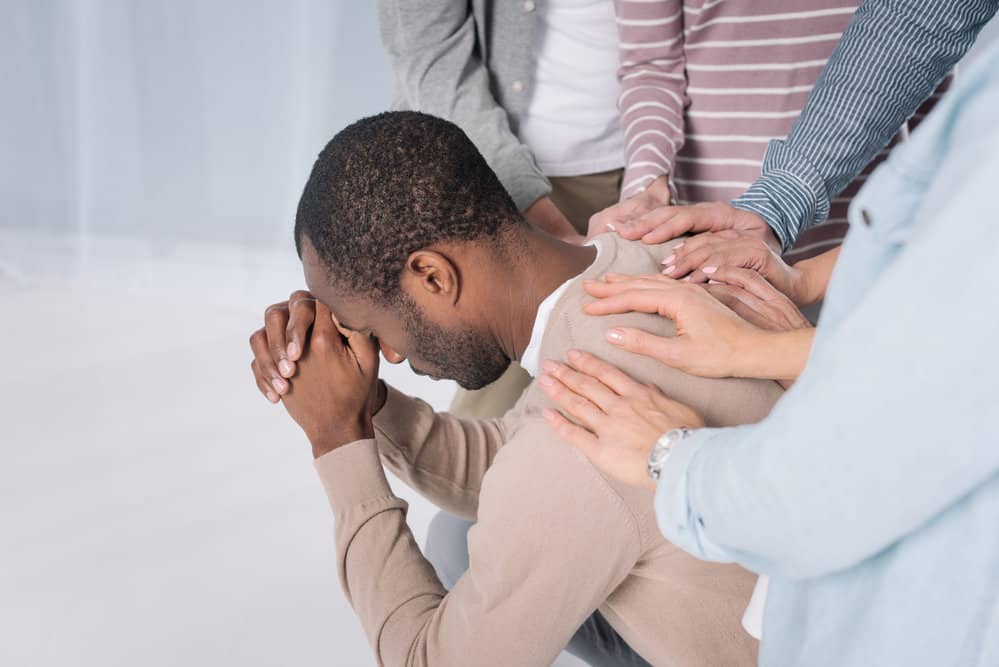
[377,0,550,211]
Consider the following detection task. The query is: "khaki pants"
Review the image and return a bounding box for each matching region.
[448,168,623,419]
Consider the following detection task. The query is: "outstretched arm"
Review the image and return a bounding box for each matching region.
[611,1,998,249]
[732,0,998,249]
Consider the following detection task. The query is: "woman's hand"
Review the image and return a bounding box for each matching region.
[584,272,812,381]
[587,175,671,238]
[611,201,781,253]
[702,266,811,332]
[660,230,808,301]
[539,350,704,490]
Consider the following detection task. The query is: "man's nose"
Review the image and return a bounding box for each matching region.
[379,341,406,364]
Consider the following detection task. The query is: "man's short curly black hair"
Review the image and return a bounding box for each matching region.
[294,111,525,303]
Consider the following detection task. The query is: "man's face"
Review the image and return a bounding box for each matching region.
[302,246,510,390]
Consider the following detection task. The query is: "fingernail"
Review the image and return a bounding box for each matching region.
[702,266,717,275]
[663,265,676,275]
[542,408,558,421]
[708,279,721,285]
[661,254,675,265]
[682,276,691,282]
[567,349,582,362]
[674,242,684,249]
[542,360,559,373]
[266,391,279,403]
[605,223,616,232]
[606,328,625,344]
[286,342,299,359]
[538,374,555,387]
[278,359,294,376]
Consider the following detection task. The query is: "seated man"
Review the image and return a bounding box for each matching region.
[248,111,784,666]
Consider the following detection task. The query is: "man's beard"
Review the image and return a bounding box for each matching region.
[401,299,511,390]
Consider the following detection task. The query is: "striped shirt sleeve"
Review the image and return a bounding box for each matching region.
[614,0,687,200]
[732,0,999,250]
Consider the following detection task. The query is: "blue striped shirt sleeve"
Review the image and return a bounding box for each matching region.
[731,0,999,250]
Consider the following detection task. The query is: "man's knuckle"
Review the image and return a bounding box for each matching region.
[264,304,287,322]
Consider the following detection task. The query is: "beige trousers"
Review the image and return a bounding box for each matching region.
[448,168,624,419]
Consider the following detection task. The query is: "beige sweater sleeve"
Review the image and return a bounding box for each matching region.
[371,384,512,519]
[314,419,642,667]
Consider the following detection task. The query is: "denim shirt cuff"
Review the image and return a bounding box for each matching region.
[654,428,734,563]
[732,139,831,252]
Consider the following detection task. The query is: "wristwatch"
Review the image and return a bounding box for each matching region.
[647,428,692,482]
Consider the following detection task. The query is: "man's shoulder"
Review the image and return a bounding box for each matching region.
[537,236,785,427]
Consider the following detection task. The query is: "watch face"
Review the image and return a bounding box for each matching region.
[649,444,670,467]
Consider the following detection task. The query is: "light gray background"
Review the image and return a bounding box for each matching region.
[1,3,996,667]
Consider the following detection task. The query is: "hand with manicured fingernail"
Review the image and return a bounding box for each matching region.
[659,230,807,300]
[610,201,780,255]
[582,273,813,382]
[586,175,671,239]
[538,349,704,490]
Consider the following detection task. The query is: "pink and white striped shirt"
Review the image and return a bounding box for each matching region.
[615,0,948,261]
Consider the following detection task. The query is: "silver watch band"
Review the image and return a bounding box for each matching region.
[647,428,692,482]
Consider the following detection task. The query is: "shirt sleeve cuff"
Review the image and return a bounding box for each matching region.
[313,438,394,512]
[654,428,734,563]
[731,139,831,252]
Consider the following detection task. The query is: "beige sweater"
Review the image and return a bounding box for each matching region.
[314,234,784,666]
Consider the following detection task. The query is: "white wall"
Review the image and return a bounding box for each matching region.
[0,5,996,667]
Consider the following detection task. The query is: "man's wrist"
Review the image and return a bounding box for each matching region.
[309,417,375,459]
[309,381,388,458]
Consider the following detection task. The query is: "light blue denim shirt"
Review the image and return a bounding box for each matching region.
[656,42,999,666]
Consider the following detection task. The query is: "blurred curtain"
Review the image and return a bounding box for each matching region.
[0,0,390,251]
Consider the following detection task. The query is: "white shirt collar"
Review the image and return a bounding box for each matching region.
[519,239,603,377]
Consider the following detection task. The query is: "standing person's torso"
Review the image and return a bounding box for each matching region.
[677,1,859,257]
[674,0,950,262]
[517,0,626,176]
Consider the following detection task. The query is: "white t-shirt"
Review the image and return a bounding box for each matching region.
[518,0,625,177]
[520,238,603,376]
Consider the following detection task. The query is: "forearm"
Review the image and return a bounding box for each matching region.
[314,440,447,666]
[315,429,640,666]
[657,173,999,579]
[732,0,998,248]
[613,0,686,199]
[524,196,579,241]
[377,0,549,211]
[792,246,841,306]
[373,385,508,518]
[734,328,814,383]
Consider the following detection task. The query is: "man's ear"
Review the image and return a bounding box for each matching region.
[403,250,460,305]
